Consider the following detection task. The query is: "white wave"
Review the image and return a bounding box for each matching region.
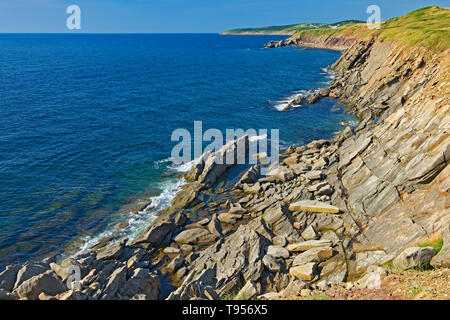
[78,167,186,252]
[270,90,308,112]
[249,134,268,142]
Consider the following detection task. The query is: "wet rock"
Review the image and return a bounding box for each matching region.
[167,254,184,273]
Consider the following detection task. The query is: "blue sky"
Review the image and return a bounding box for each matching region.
[0,0,448,33]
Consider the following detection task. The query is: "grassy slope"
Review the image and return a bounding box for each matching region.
[222,20,363,35]
[292,6,450,52]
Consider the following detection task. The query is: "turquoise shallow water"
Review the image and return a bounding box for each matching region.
[0,33,355,267]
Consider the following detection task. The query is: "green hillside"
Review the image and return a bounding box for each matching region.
[292,6,450,52]
[221,20,363,35]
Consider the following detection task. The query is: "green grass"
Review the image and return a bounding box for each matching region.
[222,20,363,35]
[418,239,443,253]
[292,6,450,52]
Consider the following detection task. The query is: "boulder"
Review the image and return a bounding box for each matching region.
[272,235,288,247]
[163,247,180,255]
[263,203,303,242]
[289,200,340,214]
[393,246,437,270]
[289,263,317,281]
[302,225,319,240]
[13,270,66,300]
[167,254,184,273]
[96,238,128,261]
[120,268,159,300]
[267,245,289,259]
[262,255,283,273]
[0,265,20,292]
[174,228,218,245]
[430,227,450,268]
[305,170,324,180]
[292,247,333,266]
[13,262,49,290]
[102,265,127,298]
[234,280,259,300]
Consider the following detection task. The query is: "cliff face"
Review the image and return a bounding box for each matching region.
[328,37,449,255]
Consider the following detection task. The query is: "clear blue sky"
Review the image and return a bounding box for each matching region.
[0,0,448,33]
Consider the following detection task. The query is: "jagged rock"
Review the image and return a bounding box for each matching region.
[302,225,319,240]
[305,170,324,180]
[355,250,394,273]
[263,203,303,242]
[120,268,159,300]
[247,217,274,241]
[174,228,218,245]
[289,200,340,214]
[262,255,283,273]
[13,270,66,300]
[0,265,20,292]
[207,215,223,237]
[278,278,309,298]
[13,262,49,290]
[355,266,387,289]
[218,213,240,224]
[235,165,260,188]
[265,166,295,182]
[431,227,450,268]
[272,235,287,247]
[131,219,175,247]
[102,265,127,299]
[96,238,128,261]
[393,246,437,270]
[289,263,317,281]
[235,280,259,300]
[167,254,184,273]
[267,245,289,259]
[292,247,333,266]
[286,240,333,252]
[171,184,202,208]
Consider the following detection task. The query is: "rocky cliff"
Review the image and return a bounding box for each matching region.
[0,9,448,300]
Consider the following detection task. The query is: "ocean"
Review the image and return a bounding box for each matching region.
[0,33,355,267]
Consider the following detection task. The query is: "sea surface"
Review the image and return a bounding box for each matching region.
[0,33,355,267]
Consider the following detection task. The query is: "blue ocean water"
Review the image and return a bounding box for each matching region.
[0,33,355,267]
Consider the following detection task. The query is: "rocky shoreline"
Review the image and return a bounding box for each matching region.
[1,31,449,300]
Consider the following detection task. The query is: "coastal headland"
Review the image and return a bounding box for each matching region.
[0,6,448,300]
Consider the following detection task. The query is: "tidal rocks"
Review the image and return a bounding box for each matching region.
[96,238,128,261]
[289,200,340,214]
[174,228,218,245]
[393,246,437,270]
[13,270,66,300]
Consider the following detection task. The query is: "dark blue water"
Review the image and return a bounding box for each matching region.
[0,34,354,267]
